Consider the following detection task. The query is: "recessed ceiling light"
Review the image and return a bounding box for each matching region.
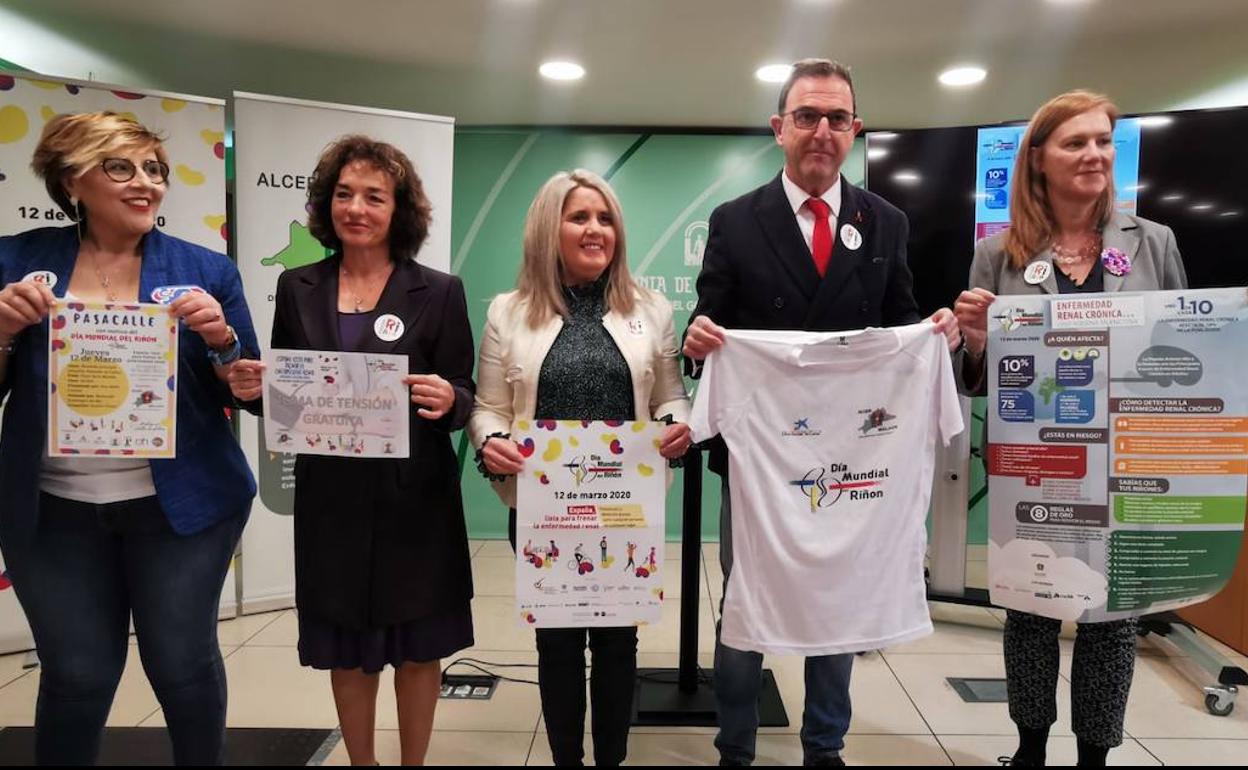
[539,61,585,81]
[1125,182,1149,192]
[755,64,793,84]
[869,131,899,141]
[867,147,889,161]
[938,65,987,87]
[1219,210,1242,217]
[1190,202,1215,211]
[1137,115,1174,129]
[1160,193,1185,202]
[892,170,921,184]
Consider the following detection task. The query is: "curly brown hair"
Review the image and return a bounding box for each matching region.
[306,135,432,262]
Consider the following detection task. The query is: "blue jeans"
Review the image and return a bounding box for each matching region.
[5,493,246,765]
[713,480,854,765]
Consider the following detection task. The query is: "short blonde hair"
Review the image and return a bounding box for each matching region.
[516,169,641,328]
[1005,91,1120,270]
[30,111,169,217]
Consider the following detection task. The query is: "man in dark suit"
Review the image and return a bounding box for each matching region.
[684,59,960,767]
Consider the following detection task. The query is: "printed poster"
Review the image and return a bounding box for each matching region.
[263,348,409,458]
[48,300,178,458]
[515,420,667,628]
[987,287,1248,621]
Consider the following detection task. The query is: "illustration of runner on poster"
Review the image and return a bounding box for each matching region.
[514,420,666,628]
[987,287,1248,622]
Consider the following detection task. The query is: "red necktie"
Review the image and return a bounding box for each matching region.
[807,198,832,277]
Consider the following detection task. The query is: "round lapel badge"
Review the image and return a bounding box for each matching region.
[22,270,58,288]
[374,314,405,342]
[1024,261,1052,285]
[839,223,863,251]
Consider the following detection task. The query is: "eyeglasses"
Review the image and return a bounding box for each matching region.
[100,158,171,185]
[784,108,858,132]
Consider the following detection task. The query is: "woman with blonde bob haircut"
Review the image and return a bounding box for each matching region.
[469,169,691,766]
[515,169,638,327]
[954,91,1186,766]
[0,111,260,765]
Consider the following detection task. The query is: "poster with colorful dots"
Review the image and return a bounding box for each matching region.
[0,72,226,250]
[514,420,666,628]
[47,299,179,458]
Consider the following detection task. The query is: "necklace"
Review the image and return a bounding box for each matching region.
[1050,231,1102,266]
[340,263,391,313]
[87,250,123,301]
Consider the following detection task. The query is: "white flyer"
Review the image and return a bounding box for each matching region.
[263,349,409,458]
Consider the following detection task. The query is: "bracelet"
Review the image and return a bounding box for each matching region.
[475,432,511,482]
[206,337,242,366]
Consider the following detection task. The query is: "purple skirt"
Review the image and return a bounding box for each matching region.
[297,603,474,674]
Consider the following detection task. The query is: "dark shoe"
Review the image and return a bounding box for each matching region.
[998,753,1044,766]
[803,754,846,767]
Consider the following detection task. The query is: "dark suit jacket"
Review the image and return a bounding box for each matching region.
[272,255,475,629]
[688,173,921,473]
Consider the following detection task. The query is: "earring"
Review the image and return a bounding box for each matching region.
[73,199,86,242]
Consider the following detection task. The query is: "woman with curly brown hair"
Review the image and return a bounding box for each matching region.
[228,135,475,765]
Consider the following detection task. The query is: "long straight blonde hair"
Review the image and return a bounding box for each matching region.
[1004,90,1120,270]
[516,169,639,328]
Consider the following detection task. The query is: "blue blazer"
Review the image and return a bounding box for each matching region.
[0,226,260,549]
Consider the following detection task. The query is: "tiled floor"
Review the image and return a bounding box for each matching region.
[2,540,1246,765]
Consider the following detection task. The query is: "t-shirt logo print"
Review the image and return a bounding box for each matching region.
[782,417,823,437]
[857,406,898,437]
[789,463,888,513]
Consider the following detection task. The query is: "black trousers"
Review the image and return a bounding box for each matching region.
[510,509,638,766]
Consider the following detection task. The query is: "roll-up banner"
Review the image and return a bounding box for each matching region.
[0,72,227,652]
[232,92,453,613]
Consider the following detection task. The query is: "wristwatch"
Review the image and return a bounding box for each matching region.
[207,325,242,366]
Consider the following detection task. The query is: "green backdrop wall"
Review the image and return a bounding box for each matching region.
[449,129,866,541]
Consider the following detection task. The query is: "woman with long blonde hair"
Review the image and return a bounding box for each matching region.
[469,169,691,766]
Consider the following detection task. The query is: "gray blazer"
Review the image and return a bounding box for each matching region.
[962,212,1188,393]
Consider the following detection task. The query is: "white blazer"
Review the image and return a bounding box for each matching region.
[469,286,691,507]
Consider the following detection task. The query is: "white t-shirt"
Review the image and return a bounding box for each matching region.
[689,323,964,655]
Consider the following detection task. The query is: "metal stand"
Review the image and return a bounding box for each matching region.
[1138,613,1247,717]
[633,449,789,727]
